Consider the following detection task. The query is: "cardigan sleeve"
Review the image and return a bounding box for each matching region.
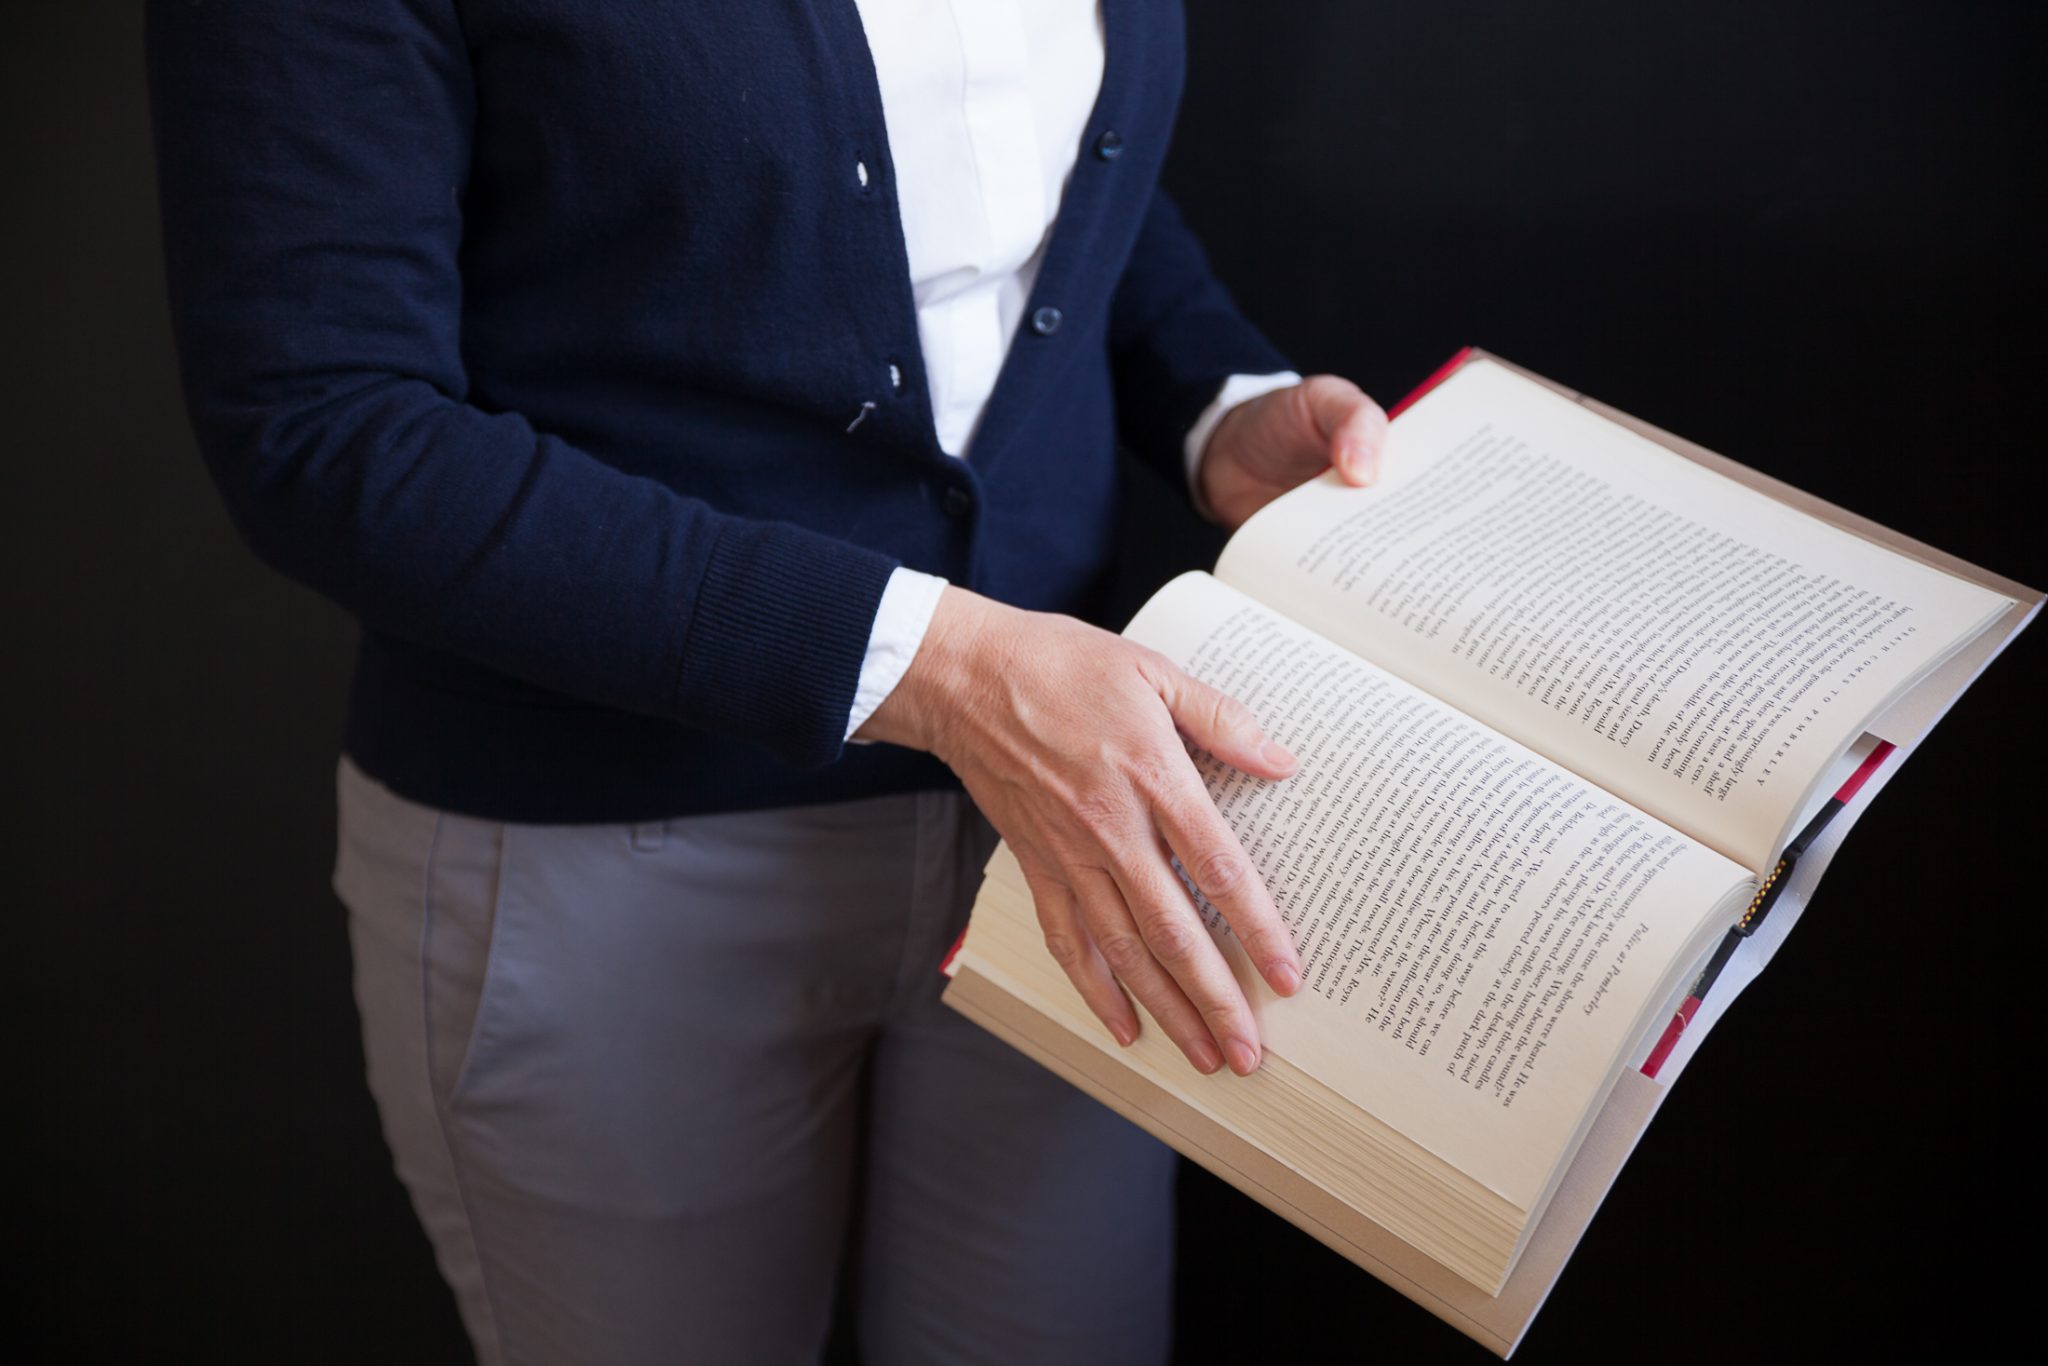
[1106,186,1299,495]
[144,0,895,770]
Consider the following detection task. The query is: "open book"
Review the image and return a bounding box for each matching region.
[941,350,2038,1355]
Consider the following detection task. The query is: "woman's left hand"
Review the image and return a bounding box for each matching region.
[1195,374,1388,530]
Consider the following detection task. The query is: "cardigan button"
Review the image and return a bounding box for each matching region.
[1095,129,1125,160]
[942,486,973,518]
[1030,306,1063,336]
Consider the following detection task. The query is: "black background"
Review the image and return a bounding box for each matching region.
[9,2,2042,1362]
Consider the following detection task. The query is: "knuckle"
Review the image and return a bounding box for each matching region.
[1097,934,1151,976]
[1140,913,1202,965]
[1129,645,1176,693]
[1312,373,1361,408]
[1198,997,1244,1035]
[1191,847,1252,900]
[1214,691,1254,731]
[1205,693,1241,744]
[1285,378,1320,424]
[1123,747,1176,798]
[1041,932,1084,970]
[1240,921,1288,962]
[1129,641,1168,670]
[1071,788,1129,834]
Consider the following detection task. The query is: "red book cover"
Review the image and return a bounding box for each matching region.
[1387,345,1474,419]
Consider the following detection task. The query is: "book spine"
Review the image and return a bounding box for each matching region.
[1640,739,1897,1077]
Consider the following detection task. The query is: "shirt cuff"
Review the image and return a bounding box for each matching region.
[1182,371,1304,514]
[844,566,950,742]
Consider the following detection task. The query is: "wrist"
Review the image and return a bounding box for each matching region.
[1193,400,1253,524]
[854,584,993,756]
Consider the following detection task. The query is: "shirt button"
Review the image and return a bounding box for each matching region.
[1095,129,1125,160]
[1030,306,1063,336]
[855,159,870,189]
[888,361,904,392]
[943,486,973,518]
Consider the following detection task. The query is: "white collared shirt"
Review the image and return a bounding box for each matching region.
[845,0,1298,737]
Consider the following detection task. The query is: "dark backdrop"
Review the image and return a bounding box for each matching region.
[9,2,2042,1362]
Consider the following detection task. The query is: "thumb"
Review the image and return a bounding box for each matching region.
[1297,375,1389,486]
[1150,660,1298,781]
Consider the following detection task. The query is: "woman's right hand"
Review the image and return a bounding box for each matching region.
[856,586,1303,1076]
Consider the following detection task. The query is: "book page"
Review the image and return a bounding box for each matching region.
[1125,572,1750,1209]
[1216,358,2012,871]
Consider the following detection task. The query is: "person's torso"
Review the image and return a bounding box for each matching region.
[346,0,1193,820]
[453,0,1183,537]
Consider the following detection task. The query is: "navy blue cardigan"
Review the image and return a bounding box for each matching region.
[147,0,1293,822]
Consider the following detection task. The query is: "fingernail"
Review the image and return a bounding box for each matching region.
[1224,1038,1260,1076]
[1190,1039,1223,1074]
[1260,740,1298,774]
[1110,1019,1135,1047]
[1269,962,1300,996]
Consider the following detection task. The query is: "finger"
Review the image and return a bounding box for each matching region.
[1101,845,1264,1077]
[1072,865,1224,1075]
[1021,862,1139,1047]
[1145,658,1297,782]
[1150,773,1302,999]
[1299,375,1388,485]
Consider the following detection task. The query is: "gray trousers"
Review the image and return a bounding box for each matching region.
[333,757,1175,1366]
